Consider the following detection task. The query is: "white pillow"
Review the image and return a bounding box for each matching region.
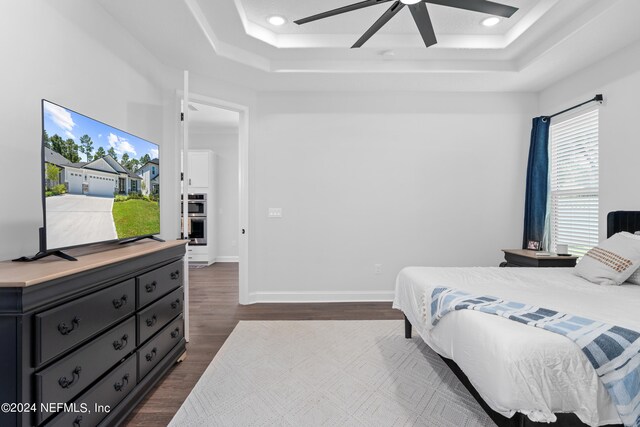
[626,269,640,285]
[574,232,640,286]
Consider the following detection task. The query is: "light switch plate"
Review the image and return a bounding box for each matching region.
[268,208,283,218]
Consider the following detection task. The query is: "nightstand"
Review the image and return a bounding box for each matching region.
[500,249,578,268]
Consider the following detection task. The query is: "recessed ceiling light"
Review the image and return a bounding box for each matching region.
[380,50,395,60]
[481,17,501,27]
[267,15,287,26]
[400,0,421,4]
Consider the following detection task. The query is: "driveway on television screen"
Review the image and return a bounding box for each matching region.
[45,194,117,249]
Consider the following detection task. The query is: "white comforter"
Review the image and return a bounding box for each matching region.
[393,266,640,426]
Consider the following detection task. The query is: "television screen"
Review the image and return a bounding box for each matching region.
[42,100,160,250]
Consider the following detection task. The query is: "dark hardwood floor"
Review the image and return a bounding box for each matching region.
[123,262,402,426]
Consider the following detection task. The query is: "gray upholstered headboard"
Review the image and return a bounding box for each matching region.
[607,211,640,237]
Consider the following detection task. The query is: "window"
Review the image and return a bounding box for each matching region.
[549,109,599,257]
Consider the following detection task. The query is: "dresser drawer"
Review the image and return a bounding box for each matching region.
[137,287,183,345]
[36,317,135,423]
[136,259,183,308]
[47,355,137,427]
[138,315,184,381]
[36,279,136,365]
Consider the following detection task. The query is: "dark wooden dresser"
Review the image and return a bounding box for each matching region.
[0,240,187,427]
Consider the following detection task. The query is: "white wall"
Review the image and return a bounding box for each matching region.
[249,92,536,302]
[8,2,609,306]
[190,132,240,260]
[539,39,640,240]
[0,0,175,260]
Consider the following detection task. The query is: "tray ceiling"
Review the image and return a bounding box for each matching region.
[97,0,640,92]
[236,0,545,48]
[242,0,536,35]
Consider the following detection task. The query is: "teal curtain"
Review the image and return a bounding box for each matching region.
[522,117,550,249]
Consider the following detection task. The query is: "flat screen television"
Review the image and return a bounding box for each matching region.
[41,100,160,253]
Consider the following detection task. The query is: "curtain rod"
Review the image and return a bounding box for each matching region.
[547,94,604,119]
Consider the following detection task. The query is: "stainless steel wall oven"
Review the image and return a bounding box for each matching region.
[181,193,207,245]
[181,193,206,217]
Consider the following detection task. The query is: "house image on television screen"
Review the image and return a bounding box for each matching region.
[45,148,143,197]
[138,158,160,196]
[42,100,160,250]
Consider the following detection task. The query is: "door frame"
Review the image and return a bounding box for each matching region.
[176,91,250,305]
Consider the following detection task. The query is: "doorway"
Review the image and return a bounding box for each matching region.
[180,92,249,305]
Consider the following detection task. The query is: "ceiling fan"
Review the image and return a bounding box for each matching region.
[294,0,518,48]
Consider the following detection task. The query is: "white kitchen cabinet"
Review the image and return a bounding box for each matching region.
[187,244,209,263]
[187,151,210,188]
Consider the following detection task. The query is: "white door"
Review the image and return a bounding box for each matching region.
[188,151,209,188]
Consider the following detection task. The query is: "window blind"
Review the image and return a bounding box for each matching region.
[549,109,599,257]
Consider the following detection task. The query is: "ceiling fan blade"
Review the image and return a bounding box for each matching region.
[352,1,405,48]
[409,2,437,48]
[295,0,393,25]
[424,0,518,18]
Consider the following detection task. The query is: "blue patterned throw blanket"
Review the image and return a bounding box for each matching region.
[430,287,640,427]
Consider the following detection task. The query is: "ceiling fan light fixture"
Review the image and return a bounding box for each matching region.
[481,17,501,27]
[294,0,518,48]
[267,15,287,26]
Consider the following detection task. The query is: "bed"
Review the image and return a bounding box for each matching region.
[394,211,640,427]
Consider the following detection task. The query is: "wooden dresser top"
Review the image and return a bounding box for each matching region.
[0,240,187,288]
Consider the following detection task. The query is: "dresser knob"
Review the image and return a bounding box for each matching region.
[112,295,128,309]
[113,373,130,392]
[145,281,157,293]
[145,347,157,362]
[58,316,80,335]
[146,315,157,327]
[112,334,129,351]
[58,366,82,389]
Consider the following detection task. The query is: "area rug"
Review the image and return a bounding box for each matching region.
[169,320,495,427]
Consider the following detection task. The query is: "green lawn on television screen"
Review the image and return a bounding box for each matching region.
[112,199,160,239]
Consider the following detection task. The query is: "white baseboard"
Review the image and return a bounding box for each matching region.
[246,290,394,304]
[215,256,239,263]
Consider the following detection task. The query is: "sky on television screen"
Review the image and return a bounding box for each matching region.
[43,100,159,163]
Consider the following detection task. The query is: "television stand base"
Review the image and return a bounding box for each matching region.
[119,235,165,245]
[12,250,78,262]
